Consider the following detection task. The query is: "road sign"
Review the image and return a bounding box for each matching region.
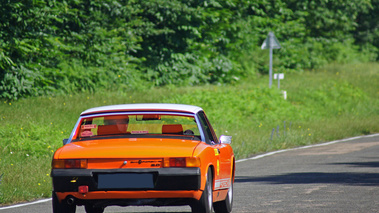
[261,32,281,88]
[261,32,281,50]
[274,73,284,89]
[274,73,284,79]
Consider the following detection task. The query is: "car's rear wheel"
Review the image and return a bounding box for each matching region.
[85,204,104,213]
[52,192,76,213]
[191,169,213,213]
[213,182,233,213]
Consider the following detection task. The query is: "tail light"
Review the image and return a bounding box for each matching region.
[163,157,200,168]
[169,158,186,167]
[52,159,88,169]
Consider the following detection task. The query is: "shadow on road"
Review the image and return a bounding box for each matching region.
[330,161,379,168]
[235,172,379,186]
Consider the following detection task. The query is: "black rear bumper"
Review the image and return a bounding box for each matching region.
[51,167,201,192]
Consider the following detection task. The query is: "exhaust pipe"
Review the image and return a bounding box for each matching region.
[67,197,75,205]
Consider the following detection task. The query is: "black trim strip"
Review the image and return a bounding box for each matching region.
[51,168,201,192]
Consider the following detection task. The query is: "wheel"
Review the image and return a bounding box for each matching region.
[213,182,233,213]
[52,192,76,213]
[191,169,213,213]
[85,204,104,213]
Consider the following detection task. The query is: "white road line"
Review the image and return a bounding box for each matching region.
[236,133,379,163]
[0,198,52,210]
[1,133,379,210]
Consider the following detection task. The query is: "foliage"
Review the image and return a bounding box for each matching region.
[0,0,144,99]
[353,0,379,64]
[1,0,379,99]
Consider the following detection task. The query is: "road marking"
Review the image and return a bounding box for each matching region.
[236,133,379,163]
[298,141,379,155]
[1,133,379,210]
[0,198,52,210]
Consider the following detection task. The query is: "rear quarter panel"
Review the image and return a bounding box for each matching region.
[193,142,234,191]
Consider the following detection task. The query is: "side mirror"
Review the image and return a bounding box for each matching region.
[63,139,69,145]
[219,135,232,144]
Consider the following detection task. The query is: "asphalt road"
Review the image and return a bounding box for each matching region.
[1,134,379,213]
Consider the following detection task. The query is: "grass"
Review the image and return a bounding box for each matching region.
[0,62,378,205]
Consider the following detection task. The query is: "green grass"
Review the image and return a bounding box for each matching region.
[0,62,378,205]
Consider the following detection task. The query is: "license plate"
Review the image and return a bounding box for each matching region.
[97,173,154,189]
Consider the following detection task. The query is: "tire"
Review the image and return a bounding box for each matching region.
[213,182,233,213]
[191,169,213,213]
[52,192,76,213]
[85,204,105,213]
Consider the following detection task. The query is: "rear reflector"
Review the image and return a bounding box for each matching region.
[78,185,89,194]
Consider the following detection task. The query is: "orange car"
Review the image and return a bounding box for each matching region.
[51,103,235,213]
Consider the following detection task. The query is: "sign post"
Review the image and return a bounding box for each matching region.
[261,32,281,88]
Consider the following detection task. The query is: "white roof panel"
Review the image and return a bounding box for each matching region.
[80,103,203,115]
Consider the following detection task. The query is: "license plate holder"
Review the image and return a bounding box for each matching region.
[97,173,154,189]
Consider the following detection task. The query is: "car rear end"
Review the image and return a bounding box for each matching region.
[51,108,206,211]
[51,156,203,208]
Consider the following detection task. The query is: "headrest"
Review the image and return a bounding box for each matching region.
[162,124,183,135]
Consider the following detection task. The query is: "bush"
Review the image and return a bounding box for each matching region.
[0,0,378,100]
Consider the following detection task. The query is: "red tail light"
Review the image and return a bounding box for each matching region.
[163,157,200,167]
[52,159,87,169]
[169,158,186,167]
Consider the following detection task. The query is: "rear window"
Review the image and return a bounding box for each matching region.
[74,114,200,141]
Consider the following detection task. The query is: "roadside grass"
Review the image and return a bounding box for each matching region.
[0,63,378,205]
[0,153,51,204]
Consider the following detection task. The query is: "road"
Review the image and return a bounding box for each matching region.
[1,134,379,212]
